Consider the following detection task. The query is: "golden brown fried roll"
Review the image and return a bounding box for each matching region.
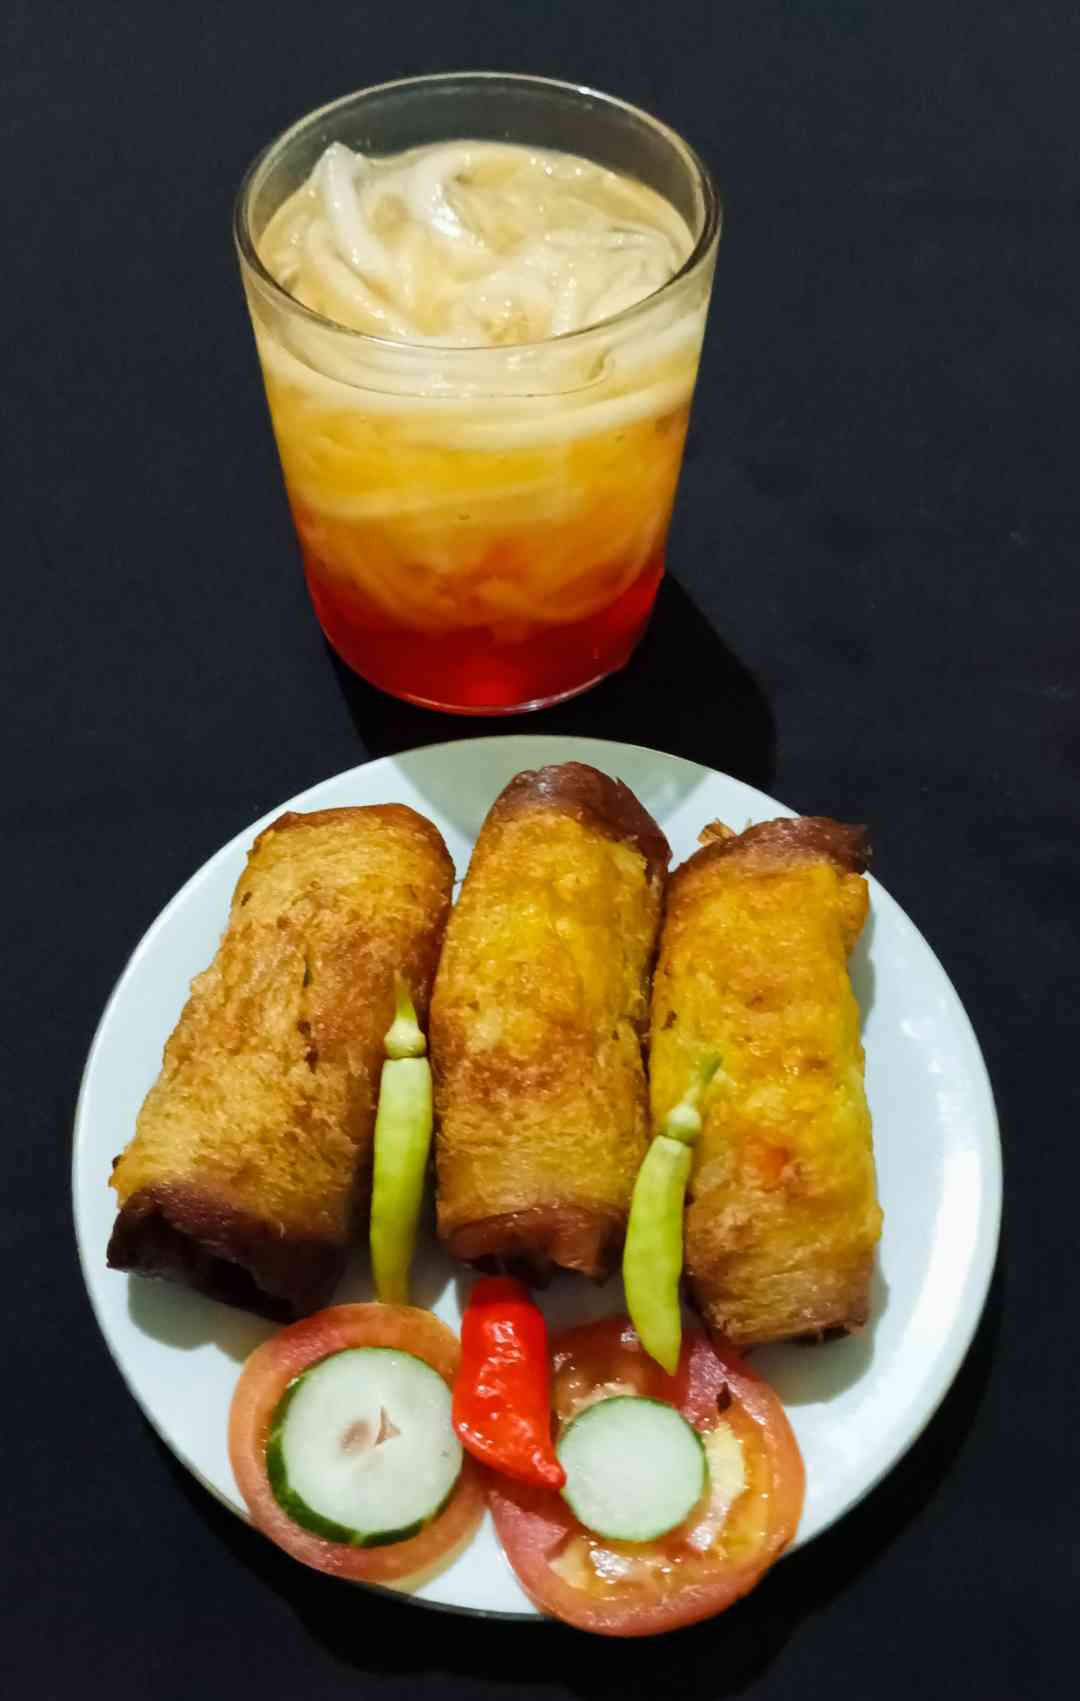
[108,805,453,1320]
[650,817,882,1347]
[431,763,669,1282]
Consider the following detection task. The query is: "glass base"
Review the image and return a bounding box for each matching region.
[326,653,626,716]
[306,556,663,716]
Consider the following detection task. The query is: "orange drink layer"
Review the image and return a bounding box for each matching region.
[236,79,720,713]
[266,378,691,712]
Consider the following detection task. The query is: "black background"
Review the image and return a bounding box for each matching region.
[5,1,1076,1695]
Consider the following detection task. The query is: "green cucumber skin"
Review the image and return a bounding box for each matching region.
[264,1349,452,1549]
[266,1427,425,1548]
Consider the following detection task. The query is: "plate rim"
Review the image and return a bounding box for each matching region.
[72,733,1002,1621]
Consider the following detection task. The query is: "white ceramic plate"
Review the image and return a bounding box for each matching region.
[74,735,1001,1618]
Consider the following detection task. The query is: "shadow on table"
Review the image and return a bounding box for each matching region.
[327,575,777,793]
[157,1252,1004,1699]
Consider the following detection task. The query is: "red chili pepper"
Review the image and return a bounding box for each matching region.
[452,1276,566,1490]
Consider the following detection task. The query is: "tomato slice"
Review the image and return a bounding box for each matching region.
[488,1317,805,1636]
[229,1303,485,1584]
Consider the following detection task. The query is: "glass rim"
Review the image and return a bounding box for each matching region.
[233,70,722,358]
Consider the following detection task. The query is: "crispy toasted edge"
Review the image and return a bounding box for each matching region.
[444,1205,625,1285]
[250,802,454,869]
[486,763,670,883]
[696,1246,876,1350]
[675,815,870,886]
[106,1182,345,1322]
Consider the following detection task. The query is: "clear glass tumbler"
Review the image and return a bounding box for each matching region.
[235,73,720,714]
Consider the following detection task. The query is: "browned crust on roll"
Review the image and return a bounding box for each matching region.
[445,1205,624,1286]
[432,763,667,1283]
[652,810,879,1349]
[697,1247,876,1349]
[490,763,670,883]
[107,1183,343,1322]
[109,803,453,1320]
[259,803,450,860]
[687,815,871,878]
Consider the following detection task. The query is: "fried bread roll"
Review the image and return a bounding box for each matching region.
[650,818,881,1347]
[108,806,453,1320]
[431,764,669,1282]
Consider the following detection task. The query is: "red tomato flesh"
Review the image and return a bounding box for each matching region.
[229,1303,486,1584]
[488,1317,805,1636]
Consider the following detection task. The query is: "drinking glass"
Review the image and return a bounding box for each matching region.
[235,73,720,713]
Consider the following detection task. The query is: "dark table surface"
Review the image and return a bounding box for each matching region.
[5,1,1076,1695]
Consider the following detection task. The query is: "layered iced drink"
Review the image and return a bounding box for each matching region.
[237,79,719,712]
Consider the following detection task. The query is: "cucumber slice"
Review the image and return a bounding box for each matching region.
[556,1396,706,1543]
[267,1348,462,1546]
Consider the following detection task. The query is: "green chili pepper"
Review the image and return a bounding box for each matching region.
[623,1057,720,1374]
[369,976,433,1304]
[623,1135,693,1374]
